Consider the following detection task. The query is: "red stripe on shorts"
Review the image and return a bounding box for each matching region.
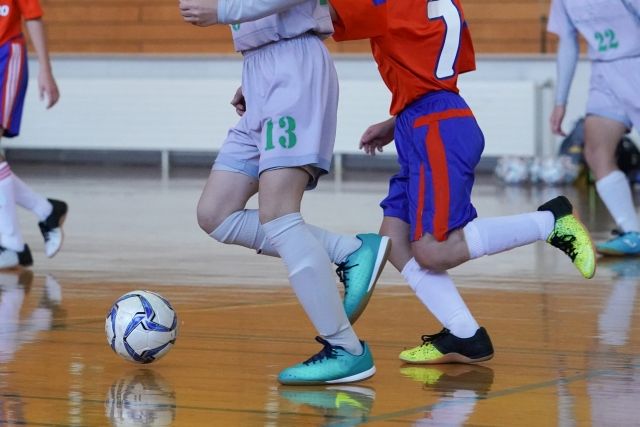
[413,108,474,241]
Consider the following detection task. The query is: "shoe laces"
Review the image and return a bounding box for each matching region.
[549,232,578,261]
[335,262,357,290]
[303,336,340,365]
[420,328,450,346]
[38,223,52,242]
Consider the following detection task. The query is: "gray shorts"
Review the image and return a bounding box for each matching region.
[587,56,640,129]
[213,34,339,189]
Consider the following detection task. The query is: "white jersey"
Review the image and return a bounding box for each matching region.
[230,0,333,52]
[548,0,640,61]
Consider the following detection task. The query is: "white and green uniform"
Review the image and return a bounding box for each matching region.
[213,0,337,187]
[548,0,640,127]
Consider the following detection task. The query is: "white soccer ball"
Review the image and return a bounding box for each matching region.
[539,156,581,185]
[105,290,178,364]
[495,156,529,184]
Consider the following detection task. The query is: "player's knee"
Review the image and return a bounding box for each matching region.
[413,245,451,272]
[196,206,226,235]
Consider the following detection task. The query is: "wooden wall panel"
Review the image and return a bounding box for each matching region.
[36,0,563,54]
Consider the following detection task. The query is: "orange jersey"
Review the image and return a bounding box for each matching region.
[332,0,475,115]
[0,0,43,46]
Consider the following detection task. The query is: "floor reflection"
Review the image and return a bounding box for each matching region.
[400,364,494,426]
[0,273,63,363]
[105,369,176,427]
[279,384,375,426]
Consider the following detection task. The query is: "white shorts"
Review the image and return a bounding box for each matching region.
[213,34,339,189]
[587,56,640,129]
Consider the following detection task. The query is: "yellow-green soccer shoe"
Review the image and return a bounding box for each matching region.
[399,328,494,365]
[538,196,596,279]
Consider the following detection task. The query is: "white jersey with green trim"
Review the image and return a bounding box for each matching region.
[548,0,640,61]
[230,0,333,53]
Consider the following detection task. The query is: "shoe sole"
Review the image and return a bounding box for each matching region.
[46,213,66,258]
[567,212,597,279]
[348,236,392,324]
[400,352,494,365]
[278,366,377,386]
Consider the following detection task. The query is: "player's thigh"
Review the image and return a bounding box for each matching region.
[258,167,309,223]
[197,169,258,233]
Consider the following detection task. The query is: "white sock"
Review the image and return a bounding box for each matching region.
[401,258,479,338]
[12,175,52,221]
[262,213,362,354]
[0,163,24,251]
[211,209,361,263]
[463,212,554,259]
[596,170,640,232]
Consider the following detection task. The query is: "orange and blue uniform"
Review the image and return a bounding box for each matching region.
[0,0,42,137]
[332,0,484,242]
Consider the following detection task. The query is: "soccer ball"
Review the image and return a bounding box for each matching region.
[105,290,178,364]
[495,156,529,184]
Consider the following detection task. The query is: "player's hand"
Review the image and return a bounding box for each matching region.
[550,105,567,136]
[38,70,59,109]
[231,86,246,116]
[360,117,396,156]
[179,0,218,26]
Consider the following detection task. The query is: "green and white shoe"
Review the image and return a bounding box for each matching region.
[278,337,376,385]
[336,234,391,324]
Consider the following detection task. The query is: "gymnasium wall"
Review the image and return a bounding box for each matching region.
[40,0,558,54]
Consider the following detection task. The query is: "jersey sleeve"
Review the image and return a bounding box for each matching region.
[17,0,44,20]
[331,0,387,41]
[547,0,575,36]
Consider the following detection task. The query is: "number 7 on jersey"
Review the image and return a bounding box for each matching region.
[427,0,462,79]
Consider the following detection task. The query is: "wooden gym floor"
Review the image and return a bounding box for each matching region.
[1,165,638,426]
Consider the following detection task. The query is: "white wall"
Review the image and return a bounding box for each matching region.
[6,54,625,159]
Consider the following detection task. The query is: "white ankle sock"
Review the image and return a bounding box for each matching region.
[463,212,554,259]
[12,175,52,221]
[211,209,360,263]
[262,213,362,354]
[0,163,24,251]
[596,170,640,233]
[401,258,479,338]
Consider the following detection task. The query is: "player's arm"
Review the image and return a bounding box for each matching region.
[549,34,579,136]
[24,19,59,109]
[547,0,578,136]
[179,0,307,26]
[360,117,395,156]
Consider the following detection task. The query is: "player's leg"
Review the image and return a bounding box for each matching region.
[585,59,640,256]
[254,35,375,384]
[259,167,374,384]
[0,150,32,269]
[11,175,67,258]
[586,115,638,255]
[0,40,32,268]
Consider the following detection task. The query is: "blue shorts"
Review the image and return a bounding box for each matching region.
[0,37,28,138]
[380,91,484,242]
